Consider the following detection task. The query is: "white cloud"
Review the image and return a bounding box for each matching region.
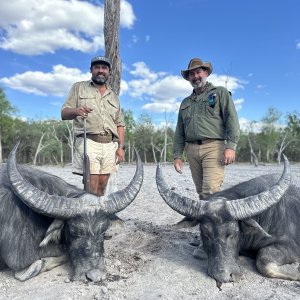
[208,74,245,93]
[142,101,180,113]
[0,60,246,114]
[233,98,244,111]
[0,65,89,96]
[132,35,138,44]
[297,41,300,49]
[123,61,246,113]
[129,61,160,80]
[120,79,129,96]
[0,0,135,55]
[239,117,263,133]
[120,0,136,28]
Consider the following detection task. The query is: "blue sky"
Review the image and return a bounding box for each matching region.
[0,0,299,131]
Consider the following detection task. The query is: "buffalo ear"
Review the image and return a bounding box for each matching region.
[241,218,272,238]
[39,219,65,247]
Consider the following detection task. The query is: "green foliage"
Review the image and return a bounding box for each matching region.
[1,93,300,164]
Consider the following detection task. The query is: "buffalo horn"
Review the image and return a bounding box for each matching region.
[156,164,207,218]
[7,143,143,219]
[226,155,291,219]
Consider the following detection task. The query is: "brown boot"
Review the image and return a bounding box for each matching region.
[173,216,199,229]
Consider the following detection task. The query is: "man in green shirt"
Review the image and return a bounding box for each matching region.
[173,57,240,258]
[61,56,125,196]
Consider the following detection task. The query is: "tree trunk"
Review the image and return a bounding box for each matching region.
[151,143,157,164]
[247,135,258,166]
[127,141,131,163]
[33,133,46,165]
[104,0,121,96]
[0,130,2,163]
[62,121,74,164]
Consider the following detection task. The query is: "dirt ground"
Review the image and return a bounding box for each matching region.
[1,161,300,300]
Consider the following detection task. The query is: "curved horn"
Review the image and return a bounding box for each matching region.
[226,155,291,220]
[8,143,143,219]
[156,163,207,219]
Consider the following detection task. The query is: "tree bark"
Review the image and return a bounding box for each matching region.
[104,0,121,95]
[0,130,2,163]
[247,135,258,167]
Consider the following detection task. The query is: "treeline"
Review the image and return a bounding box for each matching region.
[1,88,300,165]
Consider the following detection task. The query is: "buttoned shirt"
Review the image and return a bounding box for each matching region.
[62,80,125,139]
[173,82,240,158]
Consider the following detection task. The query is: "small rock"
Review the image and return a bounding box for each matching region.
[101,286,108,294]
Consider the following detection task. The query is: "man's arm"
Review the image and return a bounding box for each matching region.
[173,109,186,174]
[116,125,125,164]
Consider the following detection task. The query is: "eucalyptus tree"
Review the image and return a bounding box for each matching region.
[123,109,136,162]
[278,112,300,163]
[0,88,17,162]
[260,107,281,162]
[134,113,155,163]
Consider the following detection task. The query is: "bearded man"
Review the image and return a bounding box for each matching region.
[173,58,240,258]
[61,56,125,196]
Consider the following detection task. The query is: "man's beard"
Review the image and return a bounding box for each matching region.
[191,77,207,89]
[92,73,108,85]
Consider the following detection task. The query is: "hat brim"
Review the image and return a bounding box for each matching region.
[181,64,212,80]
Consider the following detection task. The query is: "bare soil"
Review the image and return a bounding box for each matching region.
[1,162,300,300]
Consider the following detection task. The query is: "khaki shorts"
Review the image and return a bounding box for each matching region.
[73,138,118,175]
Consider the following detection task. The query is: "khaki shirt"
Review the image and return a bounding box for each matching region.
[61,80,125,139]
[173,82,240,158]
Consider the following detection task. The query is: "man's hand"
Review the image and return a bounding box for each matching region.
[78,106,93,118]
[116,148,125,164]
[174,158,183,174]
[222,149,236,165]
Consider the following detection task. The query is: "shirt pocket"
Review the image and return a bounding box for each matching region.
[106,98,119,120]
[78,94,97,110]
[203,93,218,117]
[202,99,216,117]
[181,102,193,126]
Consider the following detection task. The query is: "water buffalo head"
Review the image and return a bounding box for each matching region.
[7,143,143,282]
[156,156,291,284]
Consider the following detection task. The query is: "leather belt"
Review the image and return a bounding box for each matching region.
[77,133,113,143]
[189,139,223,145]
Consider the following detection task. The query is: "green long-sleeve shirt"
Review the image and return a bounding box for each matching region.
[173,82,240,158]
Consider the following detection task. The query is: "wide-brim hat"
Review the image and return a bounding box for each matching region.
[181,58,213,80]
[90,56,111,68]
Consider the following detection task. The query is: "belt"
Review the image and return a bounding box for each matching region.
[188,139,223,145]
[77,133,113,143]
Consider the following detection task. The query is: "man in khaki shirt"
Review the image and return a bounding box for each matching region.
[61,56,125,196]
